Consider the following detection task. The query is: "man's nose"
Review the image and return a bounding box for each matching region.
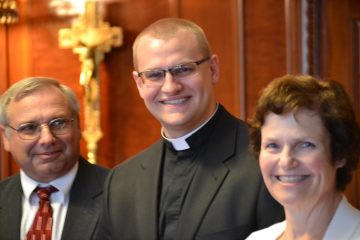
[37,125,56,144]
[161,72,183,92]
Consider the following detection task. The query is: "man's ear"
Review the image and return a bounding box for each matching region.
[209,55,220,84]
[0,125,10,152]
[132,70,145,99]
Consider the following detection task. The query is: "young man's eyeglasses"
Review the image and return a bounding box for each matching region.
[137,56,211,86]
[6,117,75,140]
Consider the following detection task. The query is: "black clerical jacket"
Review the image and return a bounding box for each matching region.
[98,105,284,240]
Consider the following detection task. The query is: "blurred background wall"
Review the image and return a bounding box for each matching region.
[1,0,359,207]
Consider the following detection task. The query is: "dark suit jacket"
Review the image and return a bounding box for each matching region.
[98,105,284,240]
[0,157,109,240]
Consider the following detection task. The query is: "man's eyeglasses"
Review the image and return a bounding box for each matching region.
[6,117,75,140]
[137,56,211,86]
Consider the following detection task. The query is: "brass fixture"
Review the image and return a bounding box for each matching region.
[59,0,122,164]
[0,0,18,24]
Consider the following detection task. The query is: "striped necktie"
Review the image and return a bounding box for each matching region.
[26,186,58,240]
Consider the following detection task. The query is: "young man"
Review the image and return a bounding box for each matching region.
[98,18,284,240]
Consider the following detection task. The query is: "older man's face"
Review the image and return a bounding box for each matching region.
[1,86,81,183]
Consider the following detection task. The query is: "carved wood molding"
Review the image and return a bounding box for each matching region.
[285,0,321,76]
[352,20,360,118]
[0,25,11,179]
[349,18,360,210]
[168,0,181,17]
[237,0,246,119]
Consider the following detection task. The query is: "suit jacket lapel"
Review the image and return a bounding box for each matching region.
[0,175,22,240]
[61,158,104,240]
[176,107,238,240]
[137,141,164,240]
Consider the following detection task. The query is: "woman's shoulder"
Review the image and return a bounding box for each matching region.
[324,196,360,240]
[245,221,286,240]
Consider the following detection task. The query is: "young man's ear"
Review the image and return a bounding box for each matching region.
[209,55,220,84]
[132,71,145,99]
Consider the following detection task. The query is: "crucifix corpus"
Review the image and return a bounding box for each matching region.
[58,1,122,164]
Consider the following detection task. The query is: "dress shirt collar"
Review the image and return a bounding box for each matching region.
[162,104,219,151]
[20,161,79,205]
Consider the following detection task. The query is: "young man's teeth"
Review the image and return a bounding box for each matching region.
[164,98,186,104]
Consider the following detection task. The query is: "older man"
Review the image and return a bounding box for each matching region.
[0,77,108,240]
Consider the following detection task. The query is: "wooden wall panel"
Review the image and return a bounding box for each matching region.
[180,0,242,117]
[354,18,360,205]
[355,22,360,118]
[321,0,353,89]
[244,0,287,118]
[319,0,360,208]
[0,25,11,179]
[0,26,8,87]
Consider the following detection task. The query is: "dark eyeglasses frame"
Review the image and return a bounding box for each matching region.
[137,56,211,84]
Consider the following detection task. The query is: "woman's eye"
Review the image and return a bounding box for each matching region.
[264,142,279,149]
[301,142,315,148]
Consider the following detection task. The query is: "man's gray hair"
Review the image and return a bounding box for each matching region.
[0,77,80,125]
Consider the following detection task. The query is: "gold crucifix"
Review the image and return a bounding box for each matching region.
[58,0,122,164]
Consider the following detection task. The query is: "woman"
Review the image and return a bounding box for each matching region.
[246,75,360,239]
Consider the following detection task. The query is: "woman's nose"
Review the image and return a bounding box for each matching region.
[278,147,298,169]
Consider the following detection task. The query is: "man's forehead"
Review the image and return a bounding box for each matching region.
[7,88,68,114]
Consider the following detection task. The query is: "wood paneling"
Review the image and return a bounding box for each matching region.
[319,0,360,208]
[354,21,360,117]
[285,0,322,76]
[285,0,302,74]
[181,0,242,117]
[244,0,287,118]
[347,13,360,209]
[1,0,360,209]
[0,24,16,179]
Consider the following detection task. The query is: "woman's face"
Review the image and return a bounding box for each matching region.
[259,109,343,208]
